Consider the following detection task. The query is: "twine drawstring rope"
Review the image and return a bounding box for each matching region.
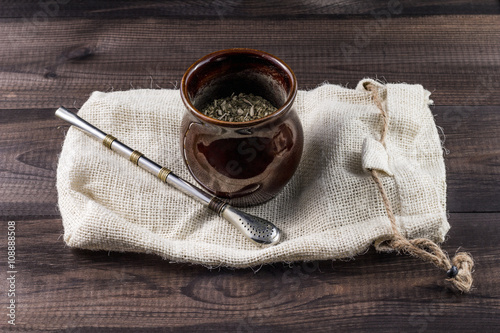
[365,82,474,293]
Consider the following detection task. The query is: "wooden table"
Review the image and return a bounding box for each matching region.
[1,1,499,331]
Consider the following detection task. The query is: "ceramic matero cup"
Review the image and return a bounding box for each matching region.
[180,48,303,207]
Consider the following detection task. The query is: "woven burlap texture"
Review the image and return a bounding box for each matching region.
[57,78,449,267]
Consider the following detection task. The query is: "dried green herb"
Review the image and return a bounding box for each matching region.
[201,93,277,122]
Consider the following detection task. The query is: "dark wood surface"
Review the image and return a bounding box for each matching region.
[1,1,499,332]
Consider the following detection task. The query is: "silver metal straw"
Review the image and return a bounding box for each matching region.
[55,107,281,246]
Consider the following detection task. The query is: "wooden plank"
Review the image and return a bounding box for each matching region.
[0,213,497,331]
[1,0,499,18]
[0,108,64,219]
[0,16,499,109]
[1,106,498,219]
[435,106,500,213]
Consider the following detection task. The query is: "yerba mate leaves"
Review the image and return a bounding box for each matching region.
[201,93,277,122]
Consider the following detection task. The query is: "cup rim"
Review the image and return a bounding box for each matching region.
[180,48,297,127]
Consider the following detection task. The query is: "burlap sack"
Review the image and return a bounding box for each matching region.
[57,78,449,267]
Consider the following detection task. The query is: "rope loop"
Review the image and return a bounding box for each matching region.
[365,82,474,293]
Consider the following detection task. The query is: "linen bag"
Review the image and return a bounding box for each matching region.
[57,79,473,292]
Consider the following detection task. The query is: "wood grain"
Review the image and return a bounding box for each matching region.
[0,16,499,109]
[0,213,498,332]
[1,0,499,18]
[435,106,500,213]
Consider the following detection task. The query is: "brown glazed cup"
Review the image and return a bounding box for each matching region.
[180,48,303,207]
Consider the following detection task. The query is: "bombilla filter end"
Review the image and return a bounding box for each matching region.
[221,205,281,246]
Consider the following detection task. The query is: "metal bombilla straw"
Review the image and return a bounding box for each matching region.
[55,107,281,246]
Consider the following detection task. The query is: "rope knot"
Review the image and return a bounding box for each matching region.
[448,252,474,293]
